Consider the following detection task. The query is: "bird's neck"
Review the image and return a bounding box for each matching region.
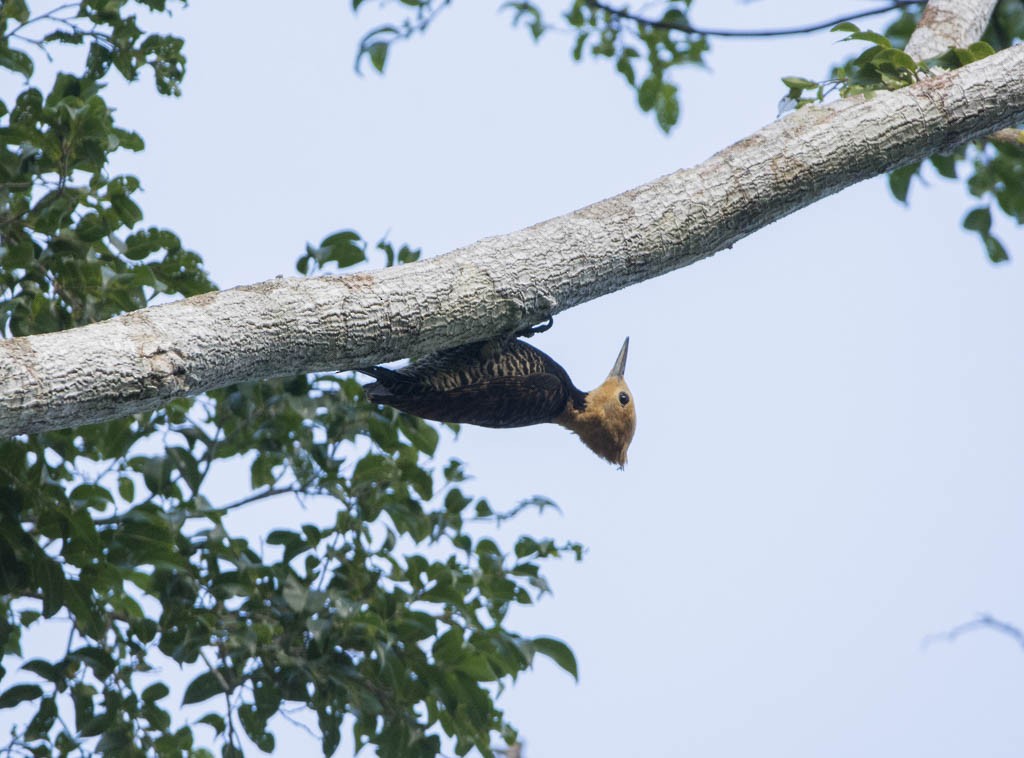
[556,398,620,465]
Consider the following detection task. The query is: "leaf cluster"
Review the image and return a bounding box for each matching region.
[1,0,207,338]
[540,0,704,133]
[889,136,1024,263]
[351,0,453,75]
[352,0,706,133]
[1,365,582,757]
[781,1,1024,262]
[897,0,1024,262]
[1,3,581,756]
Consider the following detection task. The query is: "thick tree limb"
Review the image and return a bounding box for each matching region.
[905,0,999,58]
[2,44,1024,437]
[905,1,1005,143]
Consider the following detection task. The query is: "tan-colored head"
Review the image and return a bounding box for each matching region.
[559,338,636,467]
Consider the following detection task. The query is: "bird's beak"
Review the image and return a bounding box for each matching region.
[608,337,629,378]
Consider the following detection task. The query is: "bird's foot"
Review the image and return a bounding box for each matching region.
[514,315,554,339]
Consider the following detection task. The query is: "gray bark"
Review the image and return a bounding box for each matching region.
[905,0,999,59]
[2,42,1024,437]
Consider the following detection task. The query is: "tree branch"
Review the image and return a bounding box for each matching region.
[217,486,311,514]
[584,0,923,39]
[905,0,1000,59]
[2,44,1024,436]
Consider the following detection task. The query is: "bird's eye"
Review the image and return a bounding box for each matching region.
[618,392,630,406]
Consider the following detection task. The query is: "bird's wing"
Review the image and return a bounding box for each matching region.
[380,372,568,428]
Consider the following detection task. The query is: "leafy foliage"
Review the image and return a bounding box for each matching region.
[780,1,1024,262]
[354,1,1022,259]
[1,3,580,756]
[353,0,706,133]
[351,0,454,75]
[550,0,703,133]
[0,0,205,338]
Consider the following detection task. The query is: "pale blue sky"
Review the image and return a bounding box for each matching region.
[7,1,1024,756]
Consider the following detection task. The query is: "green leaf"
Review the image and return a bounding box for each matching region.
[182,670,227,705]
[433,628,465,663]
[95,728,131,753]
[282,576,308,612]
[369,42,389,72]
[399,415,439,456]
[21,659,59,682]
[238,704,275,751]
[781,76,818,90]
[311,230,366,269]
[0,0,29,23]
[322,712,342,757]
[849,30,893,48]
[70,483,114,509]
[76,213,109,242]
[117,476,135,502]
[142,682,170,702]
[456,652,498,681]
[113,127,145,151]
[354,21,403,78]
[0,47,33,78]
[571,31,587,61]
[616,51,636,85]
[531,636,578,681]
[68,646,116,679]
[396,242,421,264]
[25,696,57,739]
[199,712,226,735]
[445,488,471,514]
[888,162,920,203]
[110,193,144,227]
[930,153,958,179]
[655,84,680,133]
[33,556,65,618]
[872,48,916,73]
[514,536,539,558]
[966,41,996,60]
[637,77,658,112]
[984,233,1009,263]
[963,206,992,233]
[0,683,43,709]
[353,453,394,486]
[64,580,104,640]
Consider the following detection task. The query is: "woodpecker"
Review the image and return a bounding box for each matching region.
[359,329,636,467]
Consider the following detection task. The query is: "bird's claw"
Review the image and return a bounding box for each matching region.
[514,315,554,339]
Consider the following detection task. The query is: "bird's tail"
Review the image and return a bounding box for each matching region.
[354,366,393,382]
[355,366,414,400]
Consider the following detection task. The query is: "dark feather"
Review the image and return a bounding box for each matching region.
[360,338,585,428]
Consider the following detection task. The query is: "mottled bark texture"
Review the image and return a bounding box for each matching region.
[904,0,1000,59]
[2,40,1023,436]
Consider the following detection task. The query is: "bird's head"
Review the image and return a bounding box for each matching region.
[572,338,636,468]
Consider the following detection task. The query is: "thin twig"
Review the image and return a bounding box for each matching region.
[219,485,312,513]
[92,485,307,525]
[586,0,923,38]
[276,705,322,740]
[922,613,1024,651]
[7,3,80,36]
[198,648,241,752]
